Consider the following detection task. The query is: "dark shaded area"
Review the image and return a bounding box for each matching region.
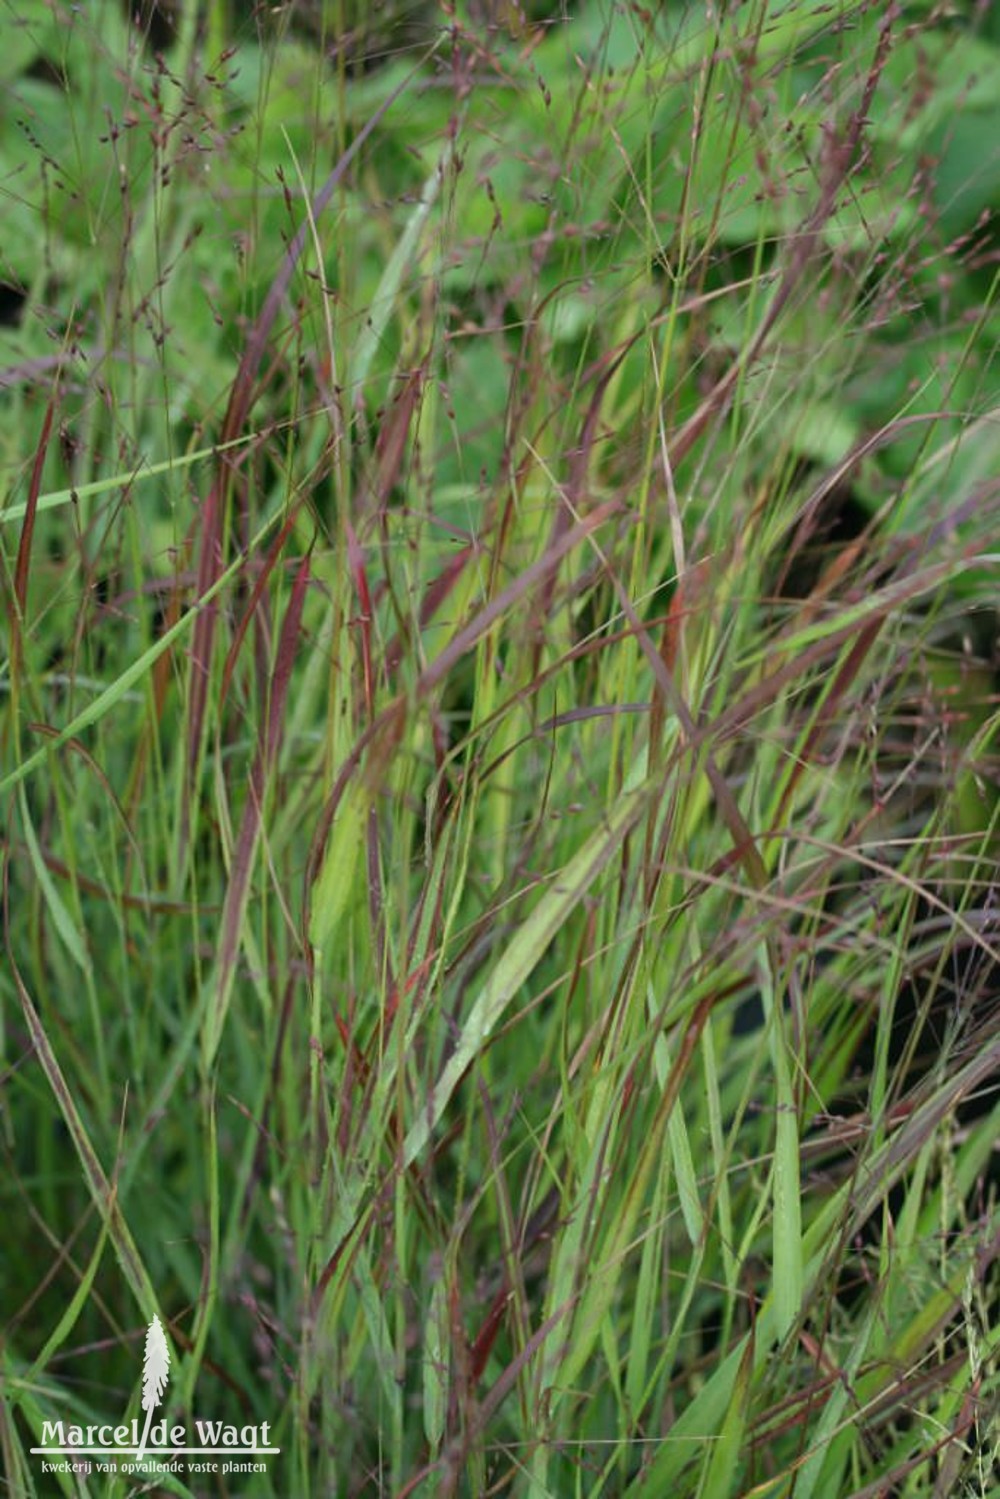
[128,0,179,50]
[772,469,872,602]
[0,281,27,328]
[125,0,580,76]
[24,51,67,88]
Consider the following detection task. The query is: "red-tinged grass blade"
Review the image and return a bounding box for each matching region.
[266,551,312,767]
[842,1418,982,1499]
[417,498,622,694]
[602,557,770,891]
[843,1031,1000,1243]
[463,1083,529,1387]
[381,953,436,1038]
[770,616,885,832]
[345,517,375,720]
[399,1312,581,1495]
[530,339,632,647]
[308,500,621,954]
[310,777,654,1308]
[928,1376,982,1499]
[384,543,474,678]
[458,1300,579,1469]
[369,361,427,514]
[183,473,239,862]
[700,559,960,758]
[204,551,311,1067]
[365,800,393,996]
[182,54,432,854]
[218,506,305,711]
[467,1284,509,1387]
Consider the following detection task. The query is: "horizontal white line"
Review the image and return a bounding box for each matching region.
[31,1448,280,1456]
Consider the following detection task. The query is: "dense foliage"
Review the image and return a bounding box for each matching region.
[2,2,999,1495]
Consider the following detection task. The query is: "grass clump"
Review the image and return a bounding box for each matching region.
[2,1,999,1495]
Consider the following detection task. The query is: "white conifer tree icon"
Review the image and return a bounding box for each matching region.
[136,1316,170,1461]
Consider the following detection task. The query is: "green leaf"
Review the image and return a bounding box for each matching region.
[696,1330,754,1499]
[422,1278,448,1453]
[308,778,371,953]
[0,1,57,84]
